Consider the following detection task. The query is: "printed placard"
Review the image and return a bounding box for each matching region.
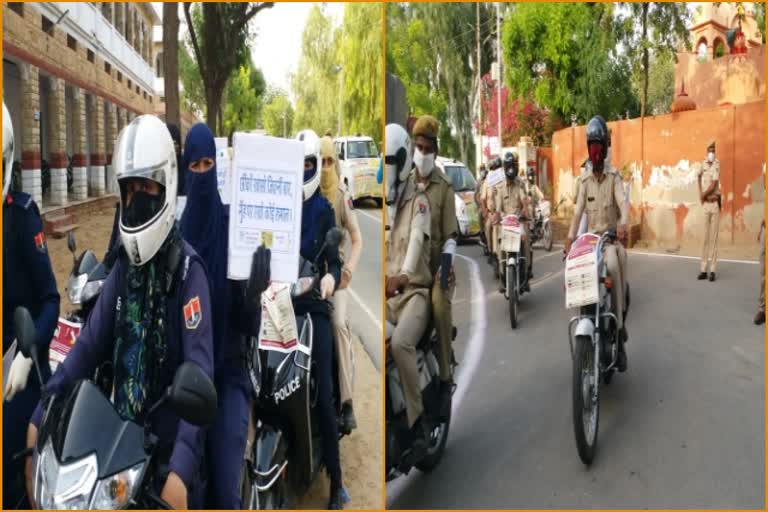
[565,233,600,309]
[49,318,82,373]
[486,168,505,188]
[228,133,304,283]
[257,282,309,355]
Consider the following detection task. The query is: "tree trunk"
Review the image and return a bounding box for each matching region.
[163,3,181,129]
[206,86,224,136]
[641,3,649,118]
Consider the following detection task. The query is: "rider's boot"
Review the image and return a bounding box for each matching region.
[328,476,345,509]
[340,402,357,433]
[437,380,453,420]
[617,327,628,372]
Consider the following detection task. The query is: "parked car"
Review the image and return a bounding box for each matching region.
[436,157,481,241]
[334,135,382,205]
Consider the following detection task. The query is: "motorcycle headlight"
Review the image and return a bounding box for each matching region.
[90,462,145,509]
[67,274,87,305]
[291,277,316,297]
[35,439,98,510]
[81,279,105,304]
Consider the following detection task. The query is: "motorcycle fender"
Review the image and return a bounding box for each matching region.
[507,257,516,266]
[574,318,595,339]
[253,424,288,492]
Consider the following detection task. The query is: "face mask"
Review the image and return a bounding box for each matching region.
[304,166,317,184]
[588,143,605,170]
[123,190,163,228]
[413,148,434,178]
[707,152,715,163]
[320,163,338,204]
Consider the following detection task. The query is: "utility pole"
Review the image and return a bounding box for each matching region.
[496,2,502,155]
[477,2,483,168]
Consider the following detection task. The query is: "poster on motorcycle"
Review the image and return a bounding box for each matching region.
[214,137,232,205]
[228,133,304,283]
[501,216,522,253]
[486,168,505,188]
[258,282,310,355]
[49,318,82,373]
[565,234,600,309]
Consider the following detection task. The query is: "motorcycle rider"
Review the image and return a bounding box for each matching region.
[265,128,345,508]
[25,115,214,509]
[565,115,629,371]
[3,102,61,510]
[319,135,363,433]
[179,123,251,509]
[384,123,433,451]
[484,157,502,267]
[525,167,545,245]
[410,115,456,414]
[493,152,532,292]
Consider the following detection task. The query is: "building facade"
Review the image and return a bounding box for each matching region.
[3,2,159,209]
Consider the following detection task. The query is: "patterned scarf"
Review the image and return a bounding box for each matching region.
[113,229,178,421]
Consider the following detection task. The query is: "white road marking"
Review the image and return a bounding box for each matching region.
[386,253,487,506]
[356,208,382,223]
[627,250,758,265]
[347,286,382,331]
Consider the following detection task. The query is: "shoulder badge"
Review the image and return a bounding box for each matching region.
[34,231,47,253]
[183,296,202,329]
[417,201,428,215]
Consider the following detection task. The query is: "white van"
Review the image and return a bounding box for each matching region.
[334,136,382,204]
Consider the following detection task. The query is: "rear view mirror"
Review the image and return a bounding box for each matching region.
[67,230,76,255]
[13,307,38,360]
[325,227,343,248]
[168,362,217,426]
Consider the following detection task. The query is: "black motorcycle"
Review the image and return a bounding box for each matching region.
[14,307,217,510]
[240,228,347,509]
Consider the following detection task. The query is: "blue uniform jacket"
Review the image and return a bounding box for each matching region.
[31,241,214,489]
[3,192,60,353]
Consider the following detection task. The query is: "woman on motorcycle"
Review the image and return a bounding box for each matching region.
[251,129,345,508]
[25,115,214,510]
[180,123,252,509]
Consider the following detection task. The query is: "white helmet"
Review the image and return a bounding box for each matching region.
[3,102,14,200]
[113,115,178,266]
[296,129,321,200]
[385,123,413,208]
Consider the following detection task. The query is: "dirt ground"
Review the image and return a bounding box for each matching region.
[46,206,384,509]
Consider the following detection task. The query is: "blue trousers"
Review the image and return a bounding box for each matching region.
[205,367,250,509]
[312,313,341,482]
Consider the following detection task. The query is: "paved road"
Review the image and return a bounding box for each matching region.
[346,202,383,370]
[388,241,764,509]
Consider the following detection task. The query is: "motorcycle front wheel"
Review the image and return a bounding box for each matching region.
[543,222,553,252]
[415,407,451,472]
[508,264,518,329]
[572,335,599,465]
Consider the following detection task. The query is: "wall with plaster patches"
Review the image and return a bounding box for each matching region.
[552,100,765,247]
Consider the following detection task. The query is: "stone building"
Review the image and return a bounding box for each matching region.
[3,2,159,209]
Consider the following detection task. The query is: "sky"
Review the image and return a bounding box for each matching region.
[153,2,343,99]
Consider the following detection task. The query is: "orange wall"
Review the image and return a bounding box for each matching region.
[553,100,765,247]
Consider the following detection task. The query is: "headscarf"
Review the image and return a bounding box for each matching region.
[319,136,339,205]
[166,124,184,196]
[179,124,229,325]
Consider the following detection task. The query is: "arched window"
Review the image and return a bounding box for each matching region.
[697,38,709,61]
[713,38,726,58]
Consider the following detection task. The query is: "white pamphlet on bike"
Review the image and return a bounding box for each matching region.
[257,282,309,355]
[565,235,600,309]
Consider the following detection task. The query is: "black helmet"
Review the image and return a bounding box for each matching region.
[488,156,502,171]
[527,167,535,182]
[503,152,518,178]
[586,115,608,147]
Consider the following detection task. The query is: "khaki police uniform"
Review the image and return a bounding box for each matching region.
[569,169,629,329]
[483,177,497,256]
[698,159,721,273]
[330,183,361,406]
[493,178,530,276]
[386,178,433,427]
[419,167,457,383]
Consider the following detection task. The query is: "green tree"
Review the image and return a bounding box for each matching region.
[179,43,205,115]
[183,2,274,135]
[291,5,339,136]
[223,66,266,138]
[502,2,638,124]
[631,51,675,116]
[617,3,691,118]
[261,88,294,137]
[338,3,383,144]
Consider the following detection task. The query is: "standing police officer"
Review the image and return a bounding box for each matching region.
[2,102,60,509]
[698,140,720,282]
